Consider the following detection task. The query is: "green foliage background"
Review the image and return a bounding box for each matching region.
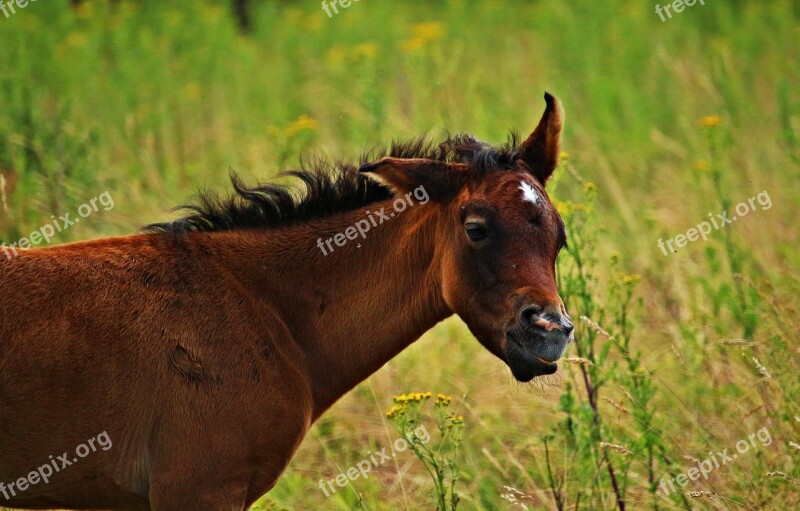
[1,1,798,509]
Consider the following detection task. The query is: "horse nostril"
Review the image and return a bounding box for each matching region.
[521,305,574,337]
[520,305,543,328]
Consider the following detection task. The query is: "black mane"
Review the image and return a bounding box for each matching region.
[144,133,521,234]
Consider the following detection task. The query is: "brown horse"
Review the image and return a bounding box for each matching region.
[0,93,572,510]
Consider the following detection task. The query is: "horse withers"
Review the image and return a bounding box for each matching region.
[0,93,572,510]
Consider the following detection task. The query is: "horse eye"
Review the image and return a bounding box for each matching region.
[464,222,490,243]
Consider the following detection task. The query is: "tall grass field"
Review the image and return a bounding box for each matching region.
[1,1,798,509]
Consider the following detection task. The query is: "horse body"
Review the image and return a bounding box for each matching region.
[0,208,447,509]
[0,94,572,510]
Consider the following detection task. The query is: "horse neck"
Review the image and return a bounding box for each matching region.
[213,200,452,417]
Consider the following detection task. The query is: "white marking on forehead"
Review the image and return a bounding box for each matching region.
[519,181,540,205]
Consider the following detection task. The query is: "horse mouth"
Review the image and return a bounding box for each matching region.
[504,331,560,382]
[532,353,555,365]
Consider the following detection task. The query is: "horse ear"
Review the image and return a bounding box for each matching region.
[359,157,468,202]
[517,92,564,185]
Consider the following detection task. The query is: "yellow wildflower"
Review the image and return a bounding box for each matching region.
[621,274,641,284]
[304,14,323,31]
[354,43,378,59]
[555,201,586,216]
[401,22,445,52]
[692,159,711,172]
[386,404,405,419]
[73,1,93,19]
[412,22,445,41]
[326,45,346,67]
[401,37,425,52]
[284,115,318,138]
[64,32,89,49]
[182,83,201,102]
[699,115,721,128]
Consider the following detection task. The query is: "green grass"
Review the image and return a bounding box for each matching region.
[1,0,799,509]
